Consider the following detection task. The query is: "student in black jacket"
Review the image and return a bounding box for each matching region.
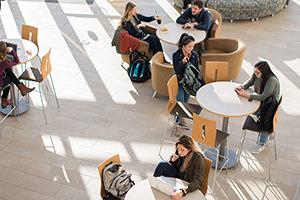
[172,33,200,127]
[120,2,162,55]
[176,0,212,32]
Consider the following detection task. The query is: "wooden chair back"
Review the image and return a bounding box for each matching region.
[167,75,178,114]
[272,96,283,133]
[205,61,229,83]
[97,154,121,198]
[41,49,52,80]
[21,24,39,49]
[201,157,212,195]
[192,113,217,148]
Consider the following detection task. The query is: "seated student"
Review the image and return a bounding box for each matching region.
[154,135,206,198]
[236,61,281,154]
[172,33,200,128]
[120,2,162,55]
[176,0,212,32]
[0,41,35,108]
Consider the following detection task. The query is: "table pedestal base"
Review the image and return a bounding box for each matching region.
[205,147,237,170]
[0,99,29,116]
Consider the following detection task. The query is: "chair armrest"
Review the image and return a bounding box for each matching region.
[144,24,157,36]
[205,38,237,52]
[137,40,150,54]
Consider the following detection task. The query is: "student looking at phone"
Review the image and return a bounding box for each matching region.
[153,135,206,199]
[235,61,281,154]
[176,0,212,32]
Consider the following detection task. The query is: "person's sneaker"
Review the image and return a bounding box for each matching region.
[178,118,190,130]
[269,133,275,141]
[249,114,260,123]
[173,126,181,137]
[251,144,265,154]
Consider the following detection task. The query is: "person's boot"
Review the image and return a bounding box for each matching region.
[17,83,35,96]
[1,98,11,109]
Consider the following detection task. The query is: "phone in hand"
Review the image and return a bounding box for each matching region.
[175,149,179,156]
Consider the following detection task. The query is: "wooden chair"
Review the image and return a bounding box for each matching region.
[238,96,282,180]
[201,157,212,195]
[158,75,202,160]
[97,154,121,198]
[191,113,229,192]
[204,61,229,83]
[18,49,60,124]
[21,24,39,50]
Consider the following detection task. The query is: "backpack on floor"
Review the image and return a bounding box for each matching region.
[179,62,205,96]
[128,51,151,82]
[102,162,135,200]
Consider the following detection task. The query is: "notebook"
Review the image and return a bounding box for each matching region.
[148,175,186,196]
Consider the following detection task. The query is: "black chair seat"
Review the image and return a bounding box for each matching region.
[242,116,260,132]
[170,102,202,119]
[18,67,43,83]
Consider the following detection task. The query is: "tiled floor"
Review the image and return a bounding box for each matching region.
[0,0,299,199]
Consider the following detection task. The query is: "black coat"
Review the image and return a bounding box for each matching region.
[176,8,212,31]
[172,49,199,81]
[121,14,155,39]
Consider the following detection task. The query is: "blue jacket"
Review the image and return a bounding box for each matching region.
[176,8,212,31]
[121,14,155,40]
[172,49,199,81]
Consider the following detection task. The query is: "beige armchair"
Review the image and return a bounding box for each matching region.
[201,38,246,81]
[151,52,174,97]
[208,8,222,39]
[121,24,157,65]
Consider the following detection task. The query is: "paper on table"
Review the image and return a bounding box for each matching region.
[148,175,186,196]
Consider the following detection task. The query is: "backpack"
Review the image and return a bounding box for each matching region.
[128,51,151,82]
[102,162,135,200]
[179,62,205,96]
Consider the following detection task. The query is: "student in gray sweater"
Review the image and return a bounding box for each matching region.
[235,61,280,154]
[153,135,206,198]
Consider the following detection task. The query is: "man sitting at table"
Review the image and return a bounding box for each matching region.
[176,0,212,32]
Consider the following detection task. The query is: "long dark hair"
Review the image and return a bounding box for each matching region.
[175,135,201,172]
[254,61,276,91]
[0,41,7,62]
[178,33,195,49]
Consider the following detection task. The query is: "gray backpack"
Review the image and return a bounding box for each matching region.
[179,62,205,96]
[102,163,135,200]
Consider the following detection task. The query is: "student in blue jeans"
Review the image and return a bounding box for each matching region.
[172,33,200,128]
[236,61,281,154]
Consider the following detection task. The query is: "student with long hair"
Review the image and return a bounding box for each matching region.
[120,2,163,55]
[236,61,281,154]
[0,41,34,108]
[172,33,200,127]
[154,135,206,199]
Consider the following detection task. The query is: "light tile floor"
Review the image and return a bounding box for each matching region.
[0,0,299,199]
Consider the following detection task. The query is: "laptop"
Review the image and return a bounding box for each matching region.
[148,175,186,196]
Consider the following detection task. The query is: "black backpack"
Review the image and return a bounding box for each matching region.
[128,51,151,82]
[179,62,205,96]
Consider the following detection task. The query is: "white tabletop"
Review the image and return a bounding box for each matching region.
[157,23,206,45]
[2,38,38,64]
[125,178,207,200]
[196,82,260,117]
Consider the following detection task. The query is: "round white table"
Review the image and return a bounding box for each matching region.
[125,178,207,200]
[0,38,38,115]
[156,23,206,63]
[196,81,260,168]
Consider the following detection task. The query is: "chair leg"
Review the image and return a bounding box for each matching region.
[212,149,219,193]
[152,91,157,98]
[274,133,277,160]
[38,84,47,124]
[49,73,60,109]
[159,115,171,161]
[10,85,18,121]
[237,130,247,162]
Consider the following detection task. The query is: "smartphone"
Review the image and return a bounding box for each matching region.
[175,149,179,156]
